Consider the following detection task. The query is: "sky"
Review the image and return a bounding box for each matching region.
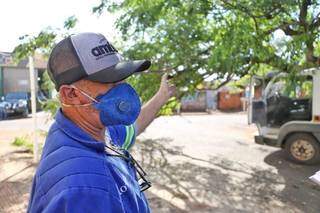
[0,0,117,52]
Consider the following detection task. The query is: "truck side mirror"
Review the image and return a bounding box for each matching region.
[1,96,4,101]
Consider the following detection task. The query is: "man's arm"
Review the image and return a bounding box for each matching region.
[135,74,176,135]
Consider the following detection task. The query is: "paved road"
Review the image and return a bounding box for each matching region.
[136,112,320,212]
[0,112,51,132]
[0,112,319,212]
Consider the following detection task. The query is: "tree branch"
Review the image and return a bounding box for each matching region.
[305,38,319,64]
[299,0,310,27]
[213,73,234,90]
[310,11,320,30]
[250,53,289,72]
[264,21,302,36]
[282,25,303,35]
[220,0,284,20]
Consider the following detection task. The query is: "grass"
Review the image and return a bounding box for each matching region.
[12,136,34,153]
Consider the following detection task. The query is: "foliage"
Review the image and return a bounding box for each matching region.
[301,81,313,97]
[12,136,33,153]
[284,73,313,98]
[13,31,55,62]
[13,16,77,117]
[15,1,320,116]
[93,0,320,90]
[13,16,78,60]
[127,74,180,115]
[42,97,60,119]
[158,97,181,115]
[40,70,55,95]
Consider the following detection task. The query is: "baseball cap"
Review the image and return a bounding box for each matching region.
[47,32,151,90]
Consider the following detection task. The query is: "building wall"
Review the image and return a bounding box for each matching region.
[206,90,217,110]
[2,67,38,95]
[218,91,244,111]
[181,91,207,112]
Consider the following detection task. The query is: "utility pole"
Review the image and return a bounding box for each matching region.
[29,56,39,162]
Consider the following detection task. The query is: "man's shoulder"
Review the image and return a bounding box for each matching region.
[38,142,105,176]
[39,121,107,175]
[35,145,113,200]
[35,123,113,199]
[29,146,124,212]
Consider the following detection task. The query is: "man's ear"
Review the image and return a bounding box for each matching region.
[59,85,81,105]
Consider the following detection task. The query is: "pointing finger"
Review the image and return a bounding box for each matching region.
[161,73,168,81]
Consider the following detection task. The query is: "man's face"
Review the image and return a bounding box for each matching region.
[59,79,122,129]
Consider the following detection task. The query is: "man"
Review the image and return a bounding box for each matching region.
[27,32,175,213]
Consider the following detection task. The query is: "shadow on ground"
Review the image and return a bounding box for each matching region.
[0,149,35,213]
[264,150,320,212]
[133,138,320,213]
[1,139,319,213]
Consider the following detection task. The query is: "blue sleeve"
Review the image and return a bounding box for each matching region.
[43,188,124,213]
[107,123,136,150]
[27,177,37,213]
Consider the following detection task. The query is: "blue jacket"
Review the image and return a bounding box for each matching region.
[27,109,150,213]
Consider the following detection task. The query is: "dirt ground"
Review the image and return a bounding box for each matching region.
[0,112,319,212]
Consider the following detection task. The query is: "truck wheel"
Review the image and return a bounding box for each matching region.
[284,133,320,165]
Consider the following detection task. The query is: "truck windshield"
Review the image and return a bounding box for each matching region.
[264,74,313,126]
[266,75,312,100]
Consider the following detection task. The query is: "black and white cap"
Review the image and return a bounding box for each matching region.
[47,32,151,90]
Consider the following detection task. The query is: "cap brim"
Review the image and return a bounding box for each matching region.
[85,60,151,83]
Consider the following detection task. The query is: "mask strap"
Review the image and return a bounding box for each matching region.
[61,85,99,107]
[61,102,93,107]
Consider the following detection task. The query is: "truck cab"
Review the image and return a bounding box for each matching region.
[248,68,320,164]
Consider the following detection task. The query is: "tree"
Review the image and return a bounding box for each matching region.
[14,1,320,115]
[14,16,78,60]
[93,0,320,94]
[13,16,78,117]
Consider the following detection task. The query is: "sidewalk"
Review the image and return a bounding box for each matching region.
[0,146,35,212]
[0,114,46,212]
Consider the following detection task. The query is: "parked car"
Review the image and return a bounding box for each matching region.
[0,91,47,119]
[0,92,29,118]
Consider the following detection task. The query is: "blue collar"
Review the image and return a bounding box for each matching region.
[55,109,105,152]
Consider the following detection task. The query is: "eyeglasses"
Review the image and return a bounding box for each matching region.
[105,145,152,192]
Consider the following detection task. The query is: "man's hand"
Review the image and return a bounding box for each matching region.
[135,73,176,135]
[157,73,176,101]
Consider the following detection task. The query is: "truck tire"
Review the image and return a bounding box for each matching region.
[284,133,320,165]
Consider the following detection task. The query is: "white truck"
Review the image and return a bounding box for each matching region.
[248,68,320,164]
